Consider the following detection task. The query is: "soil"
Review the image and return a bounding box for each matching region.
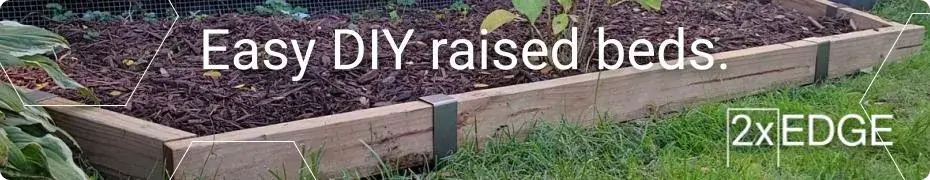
[2,0,857,135]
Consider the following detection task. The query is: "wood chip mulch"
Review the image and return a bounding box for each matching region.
[3,0,856,135]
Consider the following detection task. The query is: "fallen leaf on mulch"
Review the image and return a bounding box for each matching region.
[203,70,222,79]
[122,59,136,66]
[33,83,48,90]
[358,96,370,106]
[109,91,122,97]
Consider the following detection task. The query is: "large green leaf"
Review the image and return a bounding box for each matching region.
[636,0,662,11]
[3,126,88,180]
[0,128,10,167]
[0,26,89,178]
[512,0,546,24]
[3,114,58,136]
[0,21,92,99]
[19,55,85,90]
[5,143,54,179]
[0,88,57,135]
[6,139,45,177]
[0,129,44,177]
[551,13,570,35]
[0,53,26,67]
[0,21,69,58]
[481,10,519,33]
[0,83,24,113]
[0,85,87,179]
[557,0,572,12]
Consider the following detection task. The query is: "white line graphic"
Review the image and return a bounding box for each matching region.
[726,108,781,168]
[857,13,929,180]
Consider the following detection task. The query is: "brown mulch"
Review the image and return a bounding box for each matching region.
[2,0,857,135]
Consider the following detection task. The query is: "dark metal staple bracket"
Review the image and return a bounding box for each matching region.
[418,94,458,163]
[815,41,832,83]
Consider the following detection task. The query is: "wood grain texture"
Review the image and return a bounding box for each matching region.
[776,0,890,30]
[806,25,924,78]
[164,40,837,179]
[838,6,892,30]
[454,40,821,147]
[36,97,196,179]
[165,102,434,179]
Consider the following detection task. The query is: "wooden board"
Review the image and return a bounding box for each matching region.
[806,25,925,78]
[454,39,820,148]
[838,6,893,30]
[164,102,435,179]
[35,97,197,179]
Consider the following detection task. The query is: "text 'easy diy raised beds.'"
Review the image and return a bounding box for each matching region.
[13,0,926,179]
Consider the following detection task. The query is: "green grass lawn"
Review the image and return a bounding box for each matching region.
[390,0,930,179]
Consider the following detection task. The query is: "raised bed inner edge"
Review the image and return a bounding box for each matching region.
[14,0,926,179]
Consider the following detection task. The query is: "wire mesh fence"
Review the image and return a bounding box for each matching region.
[1,0,453,25]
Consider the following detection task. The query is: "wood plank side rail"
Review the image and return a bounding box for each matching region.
[776,0,888,30]
[15,90,198,179]
[163,5,925,180]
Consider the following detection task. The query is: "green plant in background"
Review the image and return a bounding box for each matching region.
[347,13,363,31]
[396,0,417,6]
[236,7,253,14]
[607,0,661,10]
[480,0,661,72]
[481,0,661,34]
[187,11,210,21]
[0,21,94,180]
[0,21,93,98]
[387,0,415,24]
[119,10,135,22]
[80,11,113,23]
[449,0,472,16]
[47,2,159,23]
[45,3,76,22]
[118,1,146,22]
[255,0,311,19]
[349,13,363,23]
[143,12,158,23]
[165,8,178,21]
[82,30,100,41]
[389,10,403,24]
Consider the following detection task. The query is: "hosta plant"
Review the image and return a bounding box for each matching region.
[0,21,93,179]
[0,21,96,102]
[0,83,89,179]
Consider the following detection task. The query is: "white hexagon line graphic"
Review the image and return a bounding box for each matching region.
[858,12,929,180]
[169,141,318,180]
[0,0,179,107]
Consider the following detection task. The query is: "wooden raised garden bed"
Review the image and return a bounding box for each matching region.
[9,0,925,179]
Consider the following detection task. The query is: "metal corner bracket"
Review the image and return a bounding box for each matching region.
[418,94,458,163]
[815,40,832,83]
